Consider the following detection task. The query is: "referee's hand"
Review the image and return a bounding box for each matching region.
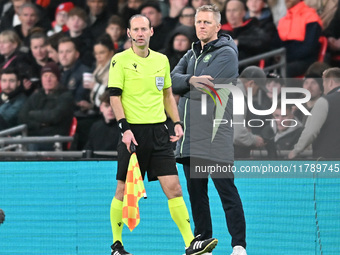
[170,124,183,142]
[122,130,138,153]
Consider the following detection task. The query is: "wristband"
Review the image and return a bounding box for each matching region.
[118,118,130,133]
[174,121,184,129]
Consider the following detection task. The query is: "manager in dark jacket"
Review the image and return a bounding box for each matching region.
[18,62,74,151]
[171,5,247,255]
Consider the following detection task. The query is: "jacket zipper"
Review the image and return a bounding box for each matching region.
[179,46,211,156]
[179,98,188,156]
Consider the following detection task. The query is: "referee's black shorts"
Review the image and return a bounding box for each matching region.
[116,122,178,182]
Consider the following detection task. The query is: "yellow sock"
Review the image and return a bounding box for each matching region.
[110,197,124,244]
[168,197,195,247]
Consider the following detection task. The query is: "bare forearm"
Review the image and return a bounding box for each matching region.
[163,88,180,123]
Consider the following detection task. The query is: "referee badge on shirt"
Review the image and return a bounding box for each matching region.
[155,77,164,91]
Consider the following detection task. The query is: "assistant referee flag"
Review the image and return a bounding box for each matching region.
[122,144,147,231]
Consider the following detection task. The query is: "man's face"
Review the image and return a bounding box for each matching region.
[0,73,20,94]
[195,11,220,44]
[87,0,106,16]
[41,72,58,93]
[128,16,153,48]
[66,15,87,34]
[173,34,190,52]
[30,38,47,62]
[191,0,210,10]
[141,6,162,27]
[179,7,195,27]
[303,78,322,99]
[226,0,245,28]
[58,42,79,68]
[285,0,300,9]
[19,7,38,29]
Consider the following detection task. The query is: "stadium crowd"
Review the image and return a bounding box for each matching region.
[0,0,339,159]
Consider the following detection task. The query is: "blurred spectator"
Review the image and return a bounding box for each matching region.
[267,0,286,25]
[161,25,196,71]
[306,61,331,77]
[245,0,278,40]
[46,32,64,63]
[47,2,74,36]
[0,29,28,72]
[58,36,91,108]
[12,3,40,49]
[294,73,323,125]
[0,208,4,225]
[22,31,49,95]
[64,7,94,67]
[0,0,51,33]
[27,31,49,78]
[0,68,27,130]
[84,90,120,151]
[119,0,144,28]
[73,34,115,150]
[83,33,114,113]
[270,102,303,151]
[233,66,267,158]
[275,0,322,77]
[178,6,196,27]
[86,0,111,38]
[305,0,338,30]
[323,0,340,66]
[264,72,285,108]
[289,67,340,159]
[105,15,126,52]
[18,62,74,151]
[211,0,227,11]
[221,0,271,60]
[58,36,93,150]
[246,0,269,19]
[167,0,189,18]
[140,1,178,51]
[191,0,211,9]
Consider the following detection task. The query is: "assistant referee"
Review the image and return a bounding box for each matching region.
[107,14,218,255]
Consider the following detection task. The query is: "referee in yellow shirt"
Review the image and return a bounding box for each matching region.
[108,14,218,255]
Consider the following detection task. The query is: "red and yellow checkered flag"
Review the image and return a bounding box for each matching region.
[122,144,147,231]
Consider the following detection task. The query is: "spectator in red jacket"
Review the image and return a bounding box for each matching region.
[276,0,322,77]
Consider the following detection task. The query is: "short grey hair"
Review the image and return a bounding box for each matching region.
[19,3,40,17]
[195,4,221,24]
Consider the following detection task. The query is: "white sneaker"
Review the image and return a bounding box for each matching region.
[231,245,247,255]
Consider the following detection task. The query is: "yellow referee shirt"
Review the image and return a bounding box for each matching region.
[108,48,172,124]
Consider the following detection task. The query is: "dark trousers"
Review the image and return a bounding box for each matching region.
[183,162,246,248]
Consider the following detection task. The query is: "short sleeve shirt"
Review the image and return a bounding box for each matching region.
[108,48,172,124]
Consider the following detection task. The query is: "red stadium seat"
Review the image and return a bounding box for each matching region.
[318,36,328,62]
[258,59,265,69]
[67,117,77,150]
